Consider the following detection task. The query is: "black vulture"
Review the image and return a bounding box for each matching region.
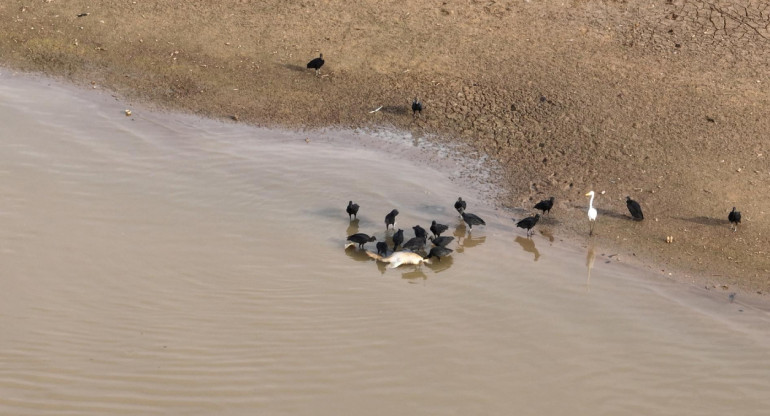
[534,197,555,215]
[454,197,466,216]
[516,214,541,237]
[385,209,399,230]
[430,236,454,247]
[346,200,359,220]
[412,98,423,115]
[626,196,644,221]
[346,233,376,249]
[307,53,325,75]
[461,211,486,230]
[402,237,426,251]
[425,246,453,261]
[413,225,427,241]
[430,220,449,238]
[728,207,741,232]
[392,229,404,250]
[376,241,388,256]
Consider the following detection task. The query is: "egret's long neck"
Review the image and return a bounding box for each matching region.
[589,194,594,209]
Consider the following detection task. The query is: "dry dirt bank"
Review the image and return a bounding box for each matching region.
[1,0,769,296]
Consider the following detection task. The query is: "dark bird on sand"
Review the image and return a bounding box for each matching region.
[425,246,453,261]
[516,214,541,237]
[461,211,486,230]
[728,207,741,232]
[412,98,423,115]
[307,53,325,75]
[385,209,399,230]
[534,197,555,215]
[402,237,426,251]
[346,201,359,220]
[430,236,454,247]
[413,225,428,241]
[454,197,467,216]
[376,241,388,256]
[392,229,404,250]
[346,233,376,249]
[626,196,644,220]
[430,220,449,238]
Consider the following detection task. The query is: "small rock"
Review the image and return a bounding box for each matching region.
[124,109,132,116]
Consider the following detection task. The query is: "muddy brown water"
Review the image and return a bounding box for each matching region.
[1,72,769,415]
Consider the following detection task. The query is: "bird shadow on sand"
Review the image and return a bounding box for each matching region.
[675,216,729,226]
[380,105,409,115]
[538,217,561,226]
[282,63,307,73]
[568,203,627,220]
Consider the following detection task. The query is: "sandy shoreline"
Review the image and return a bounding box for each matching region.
[1,0,769,296]
[3,68,768,311]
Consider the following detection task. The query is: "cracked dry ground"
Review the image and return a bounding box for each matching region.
[1,0,769,295]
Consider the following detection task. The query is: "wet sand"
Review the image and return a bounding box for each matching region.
[1,71,770,415]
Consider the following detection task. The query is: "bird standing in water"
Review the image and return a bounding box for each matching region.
[346,233,376,249]
[728,207,741,232]
[306,53,325,76]
[626,196,644,221]
[430,220,449,238]
[516,214,541,237]
[430,236,454,247]
[425,246,453,261]
[385,209,399,230]
[413,225,428,242]
[461,211,486,231]
[346,201,359,220]
[585,191,597,236]
[534,197,555,216]
[376,241,388,256]
[392,229,404,250]
[412,98,423,115]
[402,237,426,252]
[454,197,466,216]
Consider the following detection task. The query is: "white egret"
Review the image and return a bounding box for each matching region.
[585,191,597,236]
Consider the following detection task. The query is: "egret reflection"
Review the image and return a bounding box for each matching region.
[586,243,596,292]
